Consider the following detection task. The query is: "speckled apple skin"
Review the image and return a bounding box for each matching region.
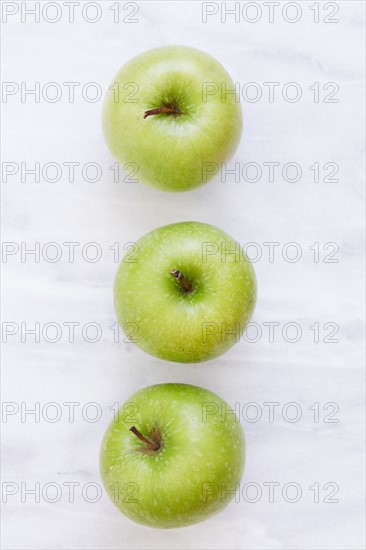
[114,221,257,363]
[102,45,242,192]
[100,383,245,528]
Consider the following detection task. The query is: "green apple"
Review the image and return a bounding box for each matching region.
[100,383,245,528]
[114,221,256,363]
[103,45,242,192]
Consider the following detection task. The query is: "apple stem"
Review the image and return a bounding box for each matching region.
[143,106,180,119]
[130,426,160,451]
[171,269,193,293]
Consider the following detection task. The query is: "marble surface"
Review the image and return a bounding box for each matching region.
[1,1,365,549]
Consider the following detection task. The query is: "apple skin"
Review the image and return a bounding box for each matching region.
[103,45,242,192]
[100,383,245,528]
[114,221,256,363]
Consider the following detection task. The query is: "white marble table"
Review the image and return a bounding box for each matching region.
[2,1,365,548]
